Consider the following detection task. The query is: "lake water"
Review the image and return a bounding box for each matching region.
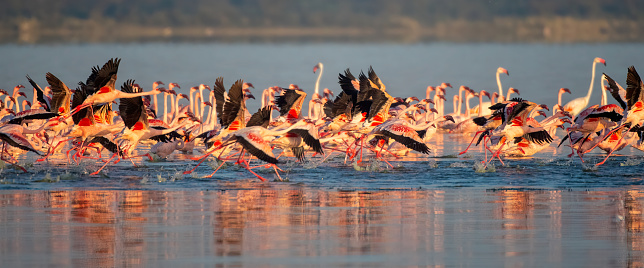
[2,43,644,267]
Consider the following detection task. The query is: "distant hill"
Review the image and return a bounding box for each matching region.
[2,0,643,43]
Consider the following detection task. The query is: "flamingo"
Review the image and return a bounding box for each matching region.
[563,57,606,118]
[495,67,509,103]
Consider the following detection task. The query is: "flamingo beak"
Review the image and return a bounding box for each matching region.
[444,115,455,123]
[443,83,453,88]
[539,104,549,111]
[246,93,255,100]
[438,95,447,101]
[426,99,435,105]
[512,88,520,95]
[429,108,438,114]
[562,88,571,94]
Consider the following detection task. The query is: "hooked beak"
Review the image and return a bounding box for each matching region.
[539,104,549,111]
[444,115,455,123]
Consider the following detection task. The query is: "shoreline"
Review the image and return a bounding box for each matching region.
[3,16,643,44]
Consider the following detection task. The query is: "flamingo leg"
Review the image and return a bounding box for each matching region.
[459,131,483,155]
[90,153,118,176]
[203,160,227,178]
[596,133,627,166]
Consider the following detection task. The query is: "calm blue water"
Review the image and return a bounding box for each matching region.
[2,43,644,267]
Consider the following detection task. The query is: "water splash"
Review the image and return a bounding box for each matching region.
[473,162,496,173]
[582,163,598,172]
[620,158,642,167]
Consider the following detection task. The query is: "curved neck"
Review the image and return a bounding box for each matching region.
[198,88,205,120]
[189,91,195,117]
[586,61,598,103]
[496,72,504,100]
[314,64,323,95]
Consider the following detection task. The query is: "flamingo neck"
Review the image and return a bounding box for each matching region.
[586,61,598,104]
[163,93,169,124]
[198,88,205,121]
[314,65,323,95]
[496,72,504,102]
[189,91,195,117]
[478,95,484,116]
[457,88,463,116]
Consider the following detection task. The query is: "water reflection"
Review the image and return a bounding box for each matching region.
[1,187,643,267]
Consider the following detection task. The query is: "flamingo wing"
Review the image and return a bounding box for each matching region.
[0,133,41,155]
[89,136,122,156]
[246,106,272,128]
[603,73,628,110]
[119,81,146,130]
[626,66,644,110]
[522,130,553,145]
[382,124,430,154]
[288,128,323,154]
[213,77,227,125]
[26,75,51,112]
[46,72,72,114]
[221,79,245,128]
[235,132,278,164]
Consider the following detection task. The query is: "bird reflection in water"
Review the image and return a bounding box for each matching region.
[0,187,643,267]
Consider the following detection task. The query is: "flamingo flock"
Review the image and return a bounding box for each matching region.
[0,57,642,181]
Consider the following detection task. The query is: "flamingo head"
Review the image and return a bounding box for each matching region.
[536,110,547,118]
[393,97,405,104]
[497,67,509,76]
[559,88,571,95]
[407,96,420,103]
[199,84,211,91]
[443,115,456,123]
[0,89,8,96]
[23,100,32,107]
[595,57,606,66]
[289,84,300,90]
[244,93,255,100]
[538,104,549,111]
[492,92,499,99]
[169,83,181,89]
[17,92,27,98]
[480,90,491,100]
[419,98,434,105]
[428,108,439,114]
[179,94,189,100]
[508,87,520,95]
[203,101,212,107]
[437,94,447,101]
[157,87,167,93]
[243,82,254,90]
[168,90,177,95]
[153,81,164,88]
[190,86,198,93]
[414,104,427,112]
[426,86,435,93]
[313,62,323,73]
[441,82,453,88]
[323,88,334,98]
